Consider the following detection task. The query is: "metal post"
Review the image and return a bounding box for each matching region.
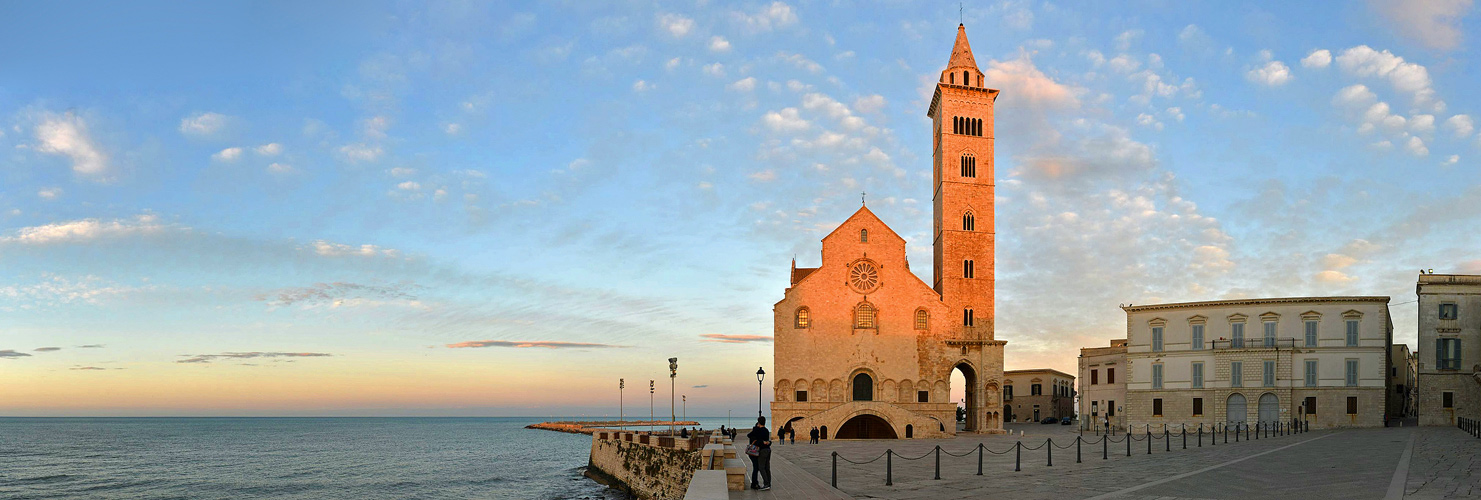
[1126,433,1131,456]
[1182,428,1186,449]
[1198,424,1203,447]
[977,444,983,476]
[1102,435,1107,459]
[1147,431,1152,454]
[1235,423,1240,442]
[1245,423,1250,441]
[1047,439,1053,466]
[831,452,838,488]
[1166,429,1170,451]
[1077,436,1082,463]
[886,450,893,486]
[934,446,941,480]
[1015,441,1021,471]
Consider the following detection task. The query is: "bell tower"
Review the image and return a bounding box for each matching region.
[928,24,998,341]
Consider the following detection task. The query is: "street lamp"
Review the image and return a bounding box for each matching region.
[669,357,678,436]
[683,395,687,421]
[619,378,625,425]
[756,367,766,419]
[649,380,655,429]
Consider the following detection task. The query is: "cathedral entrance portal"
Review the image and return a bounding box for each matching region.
[835,414,898,439]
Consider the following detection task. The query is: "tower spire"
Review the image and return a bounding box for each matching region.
[946,24,980,73]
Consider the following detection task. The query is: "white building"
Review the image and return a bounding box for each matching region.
[1416,273,1481,426]
[1122,297,1394,430]
[1078,339,1127,431]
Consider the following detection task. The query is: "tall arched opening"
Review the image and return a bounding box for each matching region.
[852,373,874,401]
[1227,393,1247,425]
[835,414,898,439]
[950,362,979,432]
[1257,393,1279,426]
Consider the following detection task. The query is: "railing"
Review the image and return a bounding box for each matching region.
[1461,417,1481,438]
[828,419,1312,487]
[1210,338,1297,350]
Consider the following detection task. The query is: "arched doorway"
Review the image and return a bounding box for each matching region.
[951,362,978,432]
[1003,404,1013,423]
[1227,393,1247,425]
[819,425,828,440]
[905,424,913,438]
[1257,393,1279,426]
[852,373,874,401]
[835,414,898,439]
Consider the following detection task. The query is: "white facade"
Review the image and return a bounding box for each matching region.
[1123,297,1393,430]
[1416,273,1481,426]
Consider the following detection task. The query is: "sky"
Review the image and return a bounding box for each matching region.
[1,0,1479,417]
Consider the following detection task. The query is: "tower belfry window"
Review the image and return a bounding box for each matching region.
[963,70,969,85]
[960,154,976,178]
[962,211,975,231]
[963,259,974,278]
[963,308,975,327]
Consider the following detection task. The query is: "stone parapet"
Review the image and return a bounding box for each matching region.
[587,431,703,499]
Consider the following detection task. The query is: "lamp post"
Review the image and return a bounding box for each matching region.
[649,380,655,429]
[669,357,678,436]
[683,395,687,421]
[756,367,766,419]
[619,378,625,425]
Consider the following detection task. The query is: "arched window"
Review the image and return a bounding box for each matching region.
[962,211,975,231]
[960,154,976,178]
[852,373,874,401]
[855,302,876,329]
[915,309,929,330]
[859,229,868,242]
[795,307,810,329]
[977,74,982,87]
[950,72,955,84]
[963,259,974,279]
[963,70,969,85]
[963,308,975,327]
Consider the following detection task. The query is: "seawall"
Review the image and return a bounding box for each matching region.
[586,431,705,500]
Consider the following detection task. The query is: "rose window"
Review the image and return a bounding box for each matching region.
[849,261,880,293]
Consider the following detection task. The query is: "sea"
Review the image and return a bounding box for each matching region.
[0,416,746,500]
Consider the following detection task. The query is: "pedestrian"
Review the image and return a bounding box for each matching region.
[746,416,772,491]
[810,426,818,444]
[788,426,796,444]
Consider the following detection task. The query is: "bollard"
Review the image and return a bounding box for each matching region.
[1147,431,1152,455]
[831,452,838,488]
[1077,436,1082,463]
[1015,441,1021,472]
[934,446,941,480]
[886,450,893,486]
[1198,425,1203,447]
[1166,429,1171,451]
[1245,423,1250,441]
[1102,435,1107,459]
[1182,428,1186,449]
[977,443,984,476]
[1047,438,1053,466]
[1254,422,1259,440]
[1126,432,1131,456]
[1235,424,1239,442]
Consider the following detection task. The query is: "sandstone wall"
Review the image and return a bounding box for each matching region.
[587,434,701,500]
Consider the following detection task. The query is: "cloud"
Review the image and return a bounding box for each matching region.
[1406,135,1429,156]
[0,214,170,245]
[37,188,62,200]
[308,240,402,258]
[267,162,294,174]
[762,108,811,133]
[1314,270,1358,283]
[1246,60,1293,86]
[733,2,797,32]
[1335,45,1441,111]
[698,334,774,343]
[777,52,822,73]
[445,340,626,349]
[1444,115,1474,137]
[179,112,230,138]
[33,347,61,352]
[748,170,777,182]
[339,143,385,163]
[853,95,886,114]
[692,385,709,388]
[0,350,32,359]
[1444,154,1460,166]
[983,54,1080,108]
[34,111,108,177]
[254,143,283,156]
[258,281,420,308]
[177,352,334,364]
[213,147,243,161]
[1371,0,1474,50]
[657,13,694,37]
[70,366,114,371]
[632,80,654,92]
[1301,49,1332,68]
[709,36,731,52]
[1114,29,1144,51]
[727,77,757,92]
[77,344,105,348]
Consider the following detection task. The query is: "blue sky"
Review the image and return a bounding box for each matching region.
[1,0,1478,416]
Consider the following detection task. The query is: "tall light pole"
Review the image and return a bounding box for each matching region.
[649,380,655,428]
[619,378,625,425]
[683,395,687,421]
[669,357,678,436]
[756,367,766,419]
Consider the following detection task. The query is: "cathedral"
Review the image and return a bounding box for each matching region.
[770,24,1006,439]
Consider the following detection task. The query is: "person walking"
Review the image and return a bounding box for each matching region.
[809,426,818,444]
[746,417,772,491]
[789,426,796,444]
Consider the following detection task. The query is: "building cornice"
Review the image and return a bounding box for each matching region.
[1121,296,1390,313]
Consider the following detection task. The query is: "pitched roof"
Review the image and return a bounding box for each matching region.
[790,267,818,285]
[945,24,979,72]
[820,205,906,244]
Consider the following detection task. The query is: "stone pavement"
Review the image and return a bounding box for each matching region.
[745,424,1480,500]
[728,447,852,500]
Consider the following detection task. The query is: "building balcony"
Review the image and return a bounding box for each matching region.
[1208,338,1297,350]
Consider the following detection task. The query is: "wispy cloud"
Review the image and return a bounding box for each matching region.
[33,347,61,352]
[177,352,334,364]
[258,281,421,308]
[445,340,627,349]
[698,334,773,343]
[0,350,33,359]
[76,344,105,349]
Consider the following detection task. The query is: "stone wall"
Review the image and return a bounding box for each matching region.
[587,432,702,500]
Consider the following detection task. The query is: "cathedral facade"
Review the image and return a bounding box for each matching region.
[770,25,1006,439]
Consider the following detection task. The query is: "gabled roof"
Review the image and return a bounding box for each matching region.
[945,24,979,72]
[820,205,906,244]
[791,267,818,285]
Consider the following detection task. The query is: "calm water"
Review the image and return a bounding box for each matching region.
[0,417,742,500]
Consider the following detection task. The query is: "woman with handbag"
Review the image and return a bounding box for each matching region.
[745,417,772,491]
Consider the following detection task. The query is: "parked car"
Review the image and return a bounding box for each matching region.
[1040,417,1058,424]
[1060,418,1073,425]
